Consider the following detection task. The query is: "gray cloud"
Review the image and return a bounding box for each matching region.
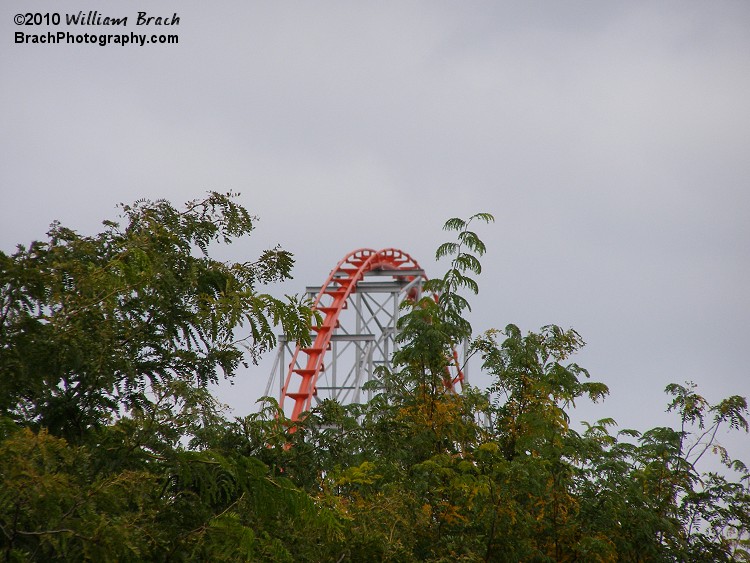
[2,1,748,452]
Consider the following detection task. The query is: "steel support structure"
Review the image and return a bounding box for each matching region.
[266,248,465,422]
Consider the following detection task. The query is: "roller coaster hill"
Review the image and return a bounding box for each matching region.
[265,247,467,422]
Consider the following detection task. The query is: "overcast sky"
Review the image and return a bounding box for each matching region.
[2,2,748,455]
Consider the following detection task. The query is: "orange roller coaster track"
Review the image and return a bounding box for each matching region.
[268,248,465,422]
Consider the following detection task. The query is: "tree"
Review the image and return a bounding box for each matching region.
[0,193,333,562]
[0,192,313,442]
[275,214,750,562]
[2,205,748,561]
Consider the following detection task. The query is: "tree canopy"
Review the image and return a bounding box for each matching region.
[1,197,748,561]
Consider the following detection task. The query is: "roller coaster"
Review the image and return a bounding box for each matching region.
[265,248,466,421]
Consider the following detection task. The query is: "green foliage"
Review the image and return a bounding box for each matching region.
[423,213,494,344]
[0,192,314,442]
[292,213,749,562]
[0,194,339,562]
[2,207,748,561]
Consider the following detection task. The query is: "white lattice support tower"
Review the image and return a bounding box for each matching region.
[265,248,466,421]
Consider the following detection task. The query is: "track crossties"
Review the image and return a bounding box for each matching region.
[276,248,463,421]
